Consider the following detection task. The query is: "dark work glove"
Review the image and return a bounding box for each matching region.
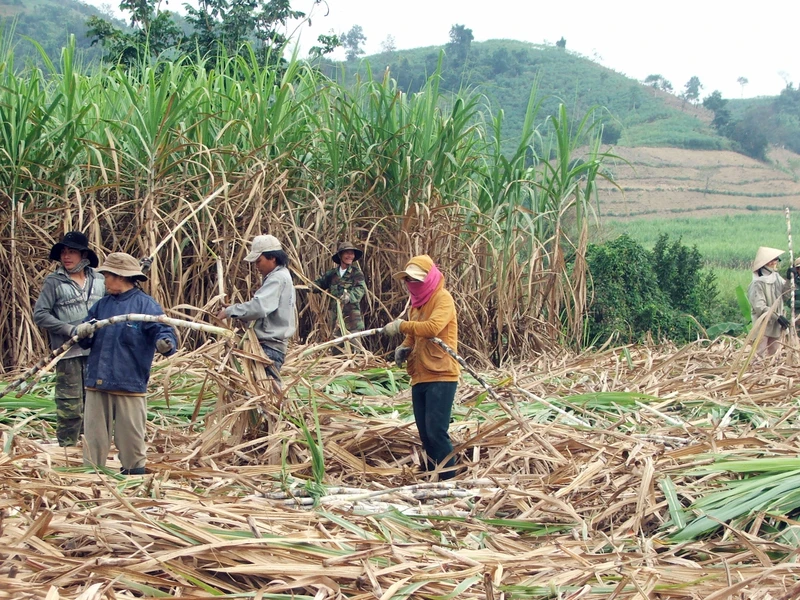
[394,345,411,367]
[140,256,153,274]
[156,338,174,354]
[777,315,791,330]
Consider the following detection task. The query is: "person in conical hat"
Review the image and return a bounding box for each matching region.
[747,246,792,356]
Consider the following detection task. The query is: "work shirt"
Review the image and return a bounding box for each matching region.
[33,265,106,358]
[225,265,296,353]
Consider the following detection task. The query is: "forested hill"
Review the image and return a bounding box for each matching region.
[320,36,798,160]
[0,0,115,65]
[319,39,724,155]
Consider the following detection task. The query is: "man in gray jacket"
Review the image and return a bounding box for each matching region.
[216,235,296,378]
[33,231,105,446]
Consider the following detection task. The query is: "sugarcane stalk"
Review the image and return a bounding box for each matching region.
[2,314,234,398]
[787,207,797,354]
[428,337,530,432]
[151,182,230,259]
[300,327,385,357]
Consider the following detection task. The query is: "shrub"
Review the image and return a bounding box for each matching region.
[584,234,721,345]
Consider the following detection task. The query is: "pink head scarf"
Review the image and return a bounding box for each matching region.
[407,263,443,307]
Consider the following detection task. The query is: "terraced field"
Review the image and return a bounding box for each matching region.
[596,147,800,219]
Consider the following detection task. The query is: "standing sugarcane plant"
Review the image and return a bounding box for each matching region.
[0,36,618,368]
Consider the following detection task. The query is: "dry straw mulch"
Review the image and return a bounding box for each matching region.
[2,337,800,599]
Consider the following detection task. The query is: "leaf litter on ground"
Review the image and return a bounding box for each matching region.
[2,336,800,598]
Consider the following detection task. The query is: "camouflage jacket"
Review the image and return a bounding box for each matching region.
[314,264,367,333]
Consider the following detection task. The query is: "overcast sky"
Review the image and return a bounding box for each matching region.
[84,0,796,99]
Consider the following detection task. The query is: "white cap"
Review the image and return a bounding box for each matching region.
[244,235,282,262]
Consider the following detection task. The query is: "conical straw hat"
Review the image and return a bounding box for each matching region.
[752,246,784,272]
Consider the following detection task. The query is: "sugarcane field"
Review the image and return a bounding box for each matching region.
[4,32,800,600]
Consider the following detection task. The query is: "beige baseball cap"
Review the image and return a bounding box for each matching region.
[244,235,282,262]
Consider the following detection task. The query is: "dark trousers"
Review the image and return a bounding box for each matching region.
[411,381,457,479]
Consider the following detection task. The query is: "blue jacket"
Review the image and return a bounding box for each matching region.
[81,287,177,393]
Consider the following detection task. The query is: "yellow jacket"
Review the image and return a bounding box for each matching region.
[399,275,460,385]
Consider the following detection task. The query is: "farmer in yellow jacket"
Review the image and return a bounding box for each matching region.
[383,254,460,480]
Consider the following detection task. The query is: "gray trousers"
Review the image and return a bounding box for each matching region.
[83,390,147,471]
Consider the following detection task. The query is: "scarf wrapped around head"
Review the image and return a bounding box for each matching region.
[394,255,443,307]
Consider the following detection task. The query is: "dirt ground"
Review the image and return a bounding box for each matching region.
[595,146,800,219]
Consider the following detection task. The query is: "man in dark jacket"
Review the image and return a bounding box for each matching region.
[77,252,177,475]
[33,231,105,446]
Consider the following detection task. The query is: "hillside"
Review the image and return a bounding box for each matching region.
[594,146,800,219]
[0,0,113,65]
[322,38,729,156]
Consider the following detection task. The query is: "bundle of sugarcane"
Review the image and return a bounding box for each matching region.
[196,324,291,463]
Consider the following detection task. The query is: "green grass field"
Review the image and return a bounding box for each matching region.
[599,212,799,320]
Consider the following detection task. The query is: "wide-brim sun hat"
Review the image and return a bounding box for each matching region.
[48,231,99,268]
[97,252,148,281]
[752,246,785,272]
[332,241,363,264]
[244,234,282,262]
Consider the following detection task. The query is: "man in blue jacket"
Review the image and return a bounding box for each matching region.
[76,252,177,475]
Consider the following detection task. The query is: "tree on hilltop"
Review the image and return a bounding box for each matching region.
[380,34,396,54]
[86,0,181,65]
[341,24,366,61]
[447,24,473,63]
[644,74,673,93]
[682,76,703,105]
[702,90,731,132]
[737,76,749,98]
[88,0,339,67]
